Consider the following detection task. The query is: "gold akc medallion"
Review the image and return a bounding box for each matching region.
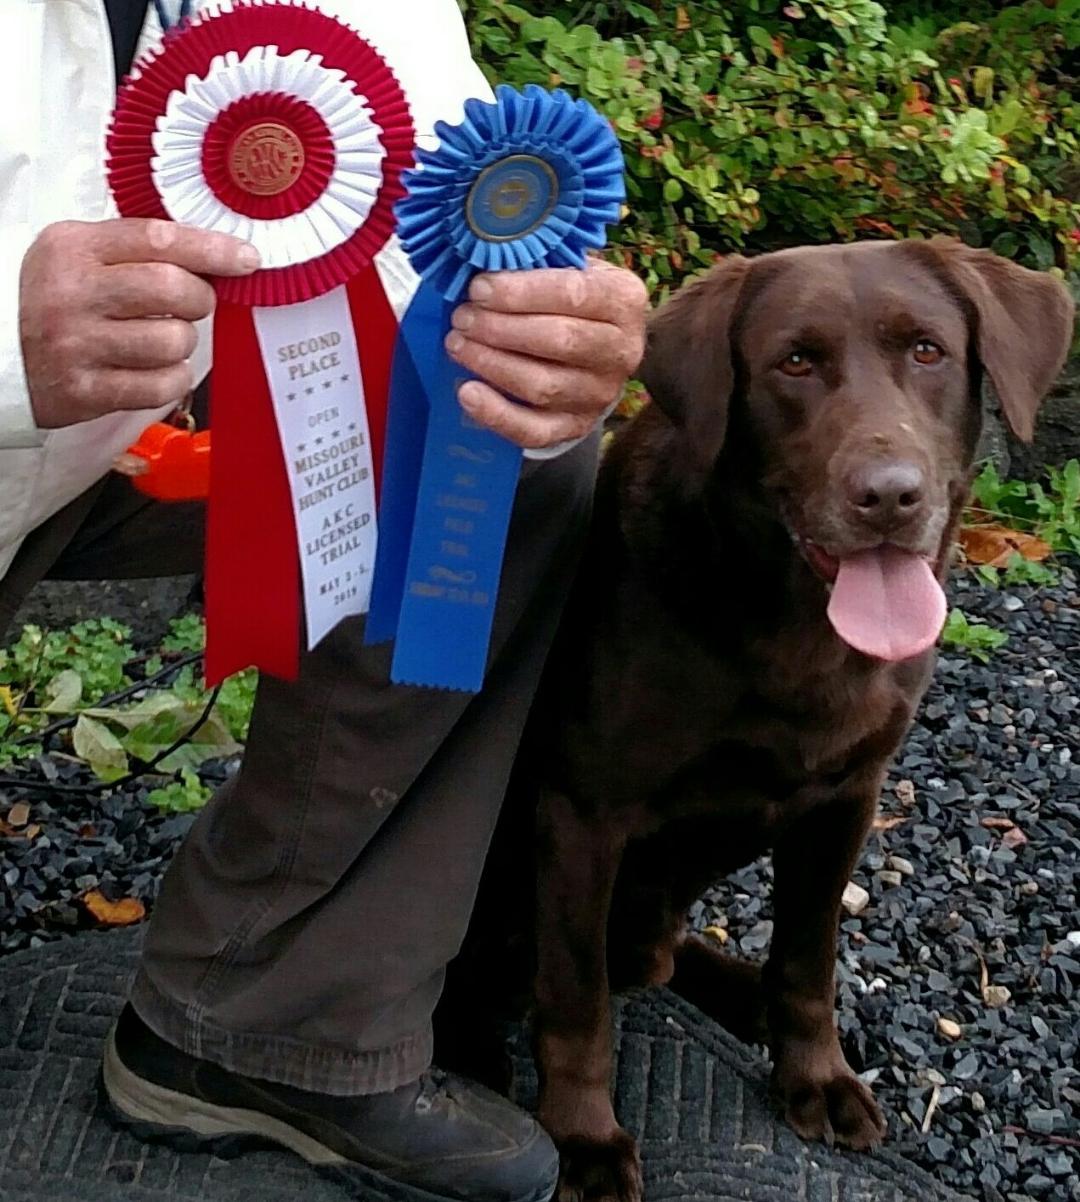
[228,122,306,197]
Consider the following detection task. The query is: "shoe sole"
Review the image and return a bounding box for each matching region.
[102,1031,558,1202]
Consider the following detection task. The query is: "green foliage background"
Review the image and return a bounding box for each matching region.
[465,0,1079,296]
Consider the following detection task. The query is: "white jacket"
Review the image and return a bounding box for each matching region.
[0,0,496,582]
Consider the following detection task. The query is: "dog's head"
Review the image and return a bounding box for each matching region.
[639,238,1075,661]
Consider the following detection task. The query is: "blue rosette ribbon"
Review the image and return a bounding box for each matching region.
[366,84,625,691]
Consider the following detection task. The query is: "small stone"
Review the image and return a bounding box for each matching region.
[895,779,917,806]
[971,1091,986,1114]
[1043,1151,1073,1177]
[983,984,1012,1009]
[938,1017,963,1041]
[842,881,870,916]
[1026,1108,1063,1136]
[887,855,915,877]
[1065,931,1080,948]
[954,1052,979,1080]
[878,869,903,888]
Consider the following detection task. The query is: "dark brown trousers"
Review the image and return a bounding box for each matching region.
[0,436,599,1094]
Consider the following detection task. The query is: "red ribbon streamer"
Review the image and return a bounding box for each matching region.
[204,265,397,685]
[205,300,299,685]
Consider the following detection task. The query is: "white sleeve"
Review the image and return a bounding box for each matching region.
[0,224,46,449]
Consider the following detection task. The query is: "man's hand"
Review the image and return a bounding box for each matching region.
[19,218,260,429]
[445,258,648,450]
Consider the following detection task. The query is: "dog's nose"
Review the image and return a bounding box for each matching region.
[846,460,925,529]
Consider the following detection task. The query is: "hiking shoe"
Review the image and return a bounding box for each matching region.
[103,1004,557,1202]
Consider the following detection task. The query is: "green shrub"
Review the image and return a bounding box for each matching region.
[466,0,1080,295]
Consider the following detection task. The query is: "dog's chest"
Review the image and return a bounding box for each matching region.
[629,637,916,834]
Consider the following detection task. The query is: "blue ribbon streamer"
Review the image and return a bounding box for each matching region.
[367,85,625,692]
[364,285,438,645]
[386,300,523,691]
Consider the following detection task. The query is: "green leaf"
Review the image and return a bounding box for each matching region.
[81,693,197,731]
[42,669,83,713]
[663,178,685,202]
[162,614,206,653]
[941,608,1008,663]
[147,768,212,813]
[72,714,129,782]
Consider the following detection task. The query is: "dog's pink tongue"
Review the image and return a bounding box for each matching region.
[827,546,947,662]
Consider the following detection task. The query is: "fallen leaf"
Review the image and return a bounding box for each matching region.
[675,4,691,30]
[80,693,198,730]
[24,824,40,840]
[42,668,83,713]
[702,925,729,945]
[78,823,98,839]
[0,685,18,718]
[81,891,146,927]
[960,523,1051,568]
[981,816,1016,830]
[873,814,909,832]
[72,714,129,781]
[7,803,30,828]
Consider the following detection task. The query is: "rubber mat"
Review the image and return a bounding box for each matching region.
[0,931,969,1201]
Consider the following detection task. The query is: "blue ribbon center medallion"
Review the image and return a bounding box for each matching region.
[466,156,558,242]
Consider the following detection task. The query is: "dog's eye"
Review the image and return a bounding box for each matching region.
[913,339,945,365]
[779,351,813,378]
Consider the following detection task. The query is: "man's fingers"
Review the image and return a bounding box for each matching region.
[450,305,643,375]
[101,262,218,320]
[445,334,616,416]
[468,260,649,325]
[457,379,595,450]
[97,318,199,369]
[81,363,194,413]
[93,218,261,277]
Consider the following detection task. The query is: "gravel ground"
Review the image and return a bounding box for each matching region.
[0,565,1078,1201]
[697,562,1080,1202]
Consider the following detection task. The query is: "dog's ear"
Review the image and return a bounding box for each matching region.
[638,255,751,467]
[917,237,1075,442]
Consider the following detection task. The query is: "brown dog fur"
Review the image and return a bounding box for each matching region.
[435,239,1075,1202]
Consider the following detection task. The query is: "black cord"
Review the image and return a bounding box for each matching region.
[128,683,223,782]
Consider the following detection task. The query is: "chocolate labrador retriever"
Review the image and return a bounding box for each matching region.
[437,238,1075,1202]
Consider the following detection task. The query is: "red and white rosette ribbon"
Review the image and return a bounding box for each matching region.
[107,1,414,683]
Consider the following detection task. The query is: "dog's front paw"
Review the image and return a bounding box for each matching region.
[772,1042,886,1150]
[556,1131,642,1202]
